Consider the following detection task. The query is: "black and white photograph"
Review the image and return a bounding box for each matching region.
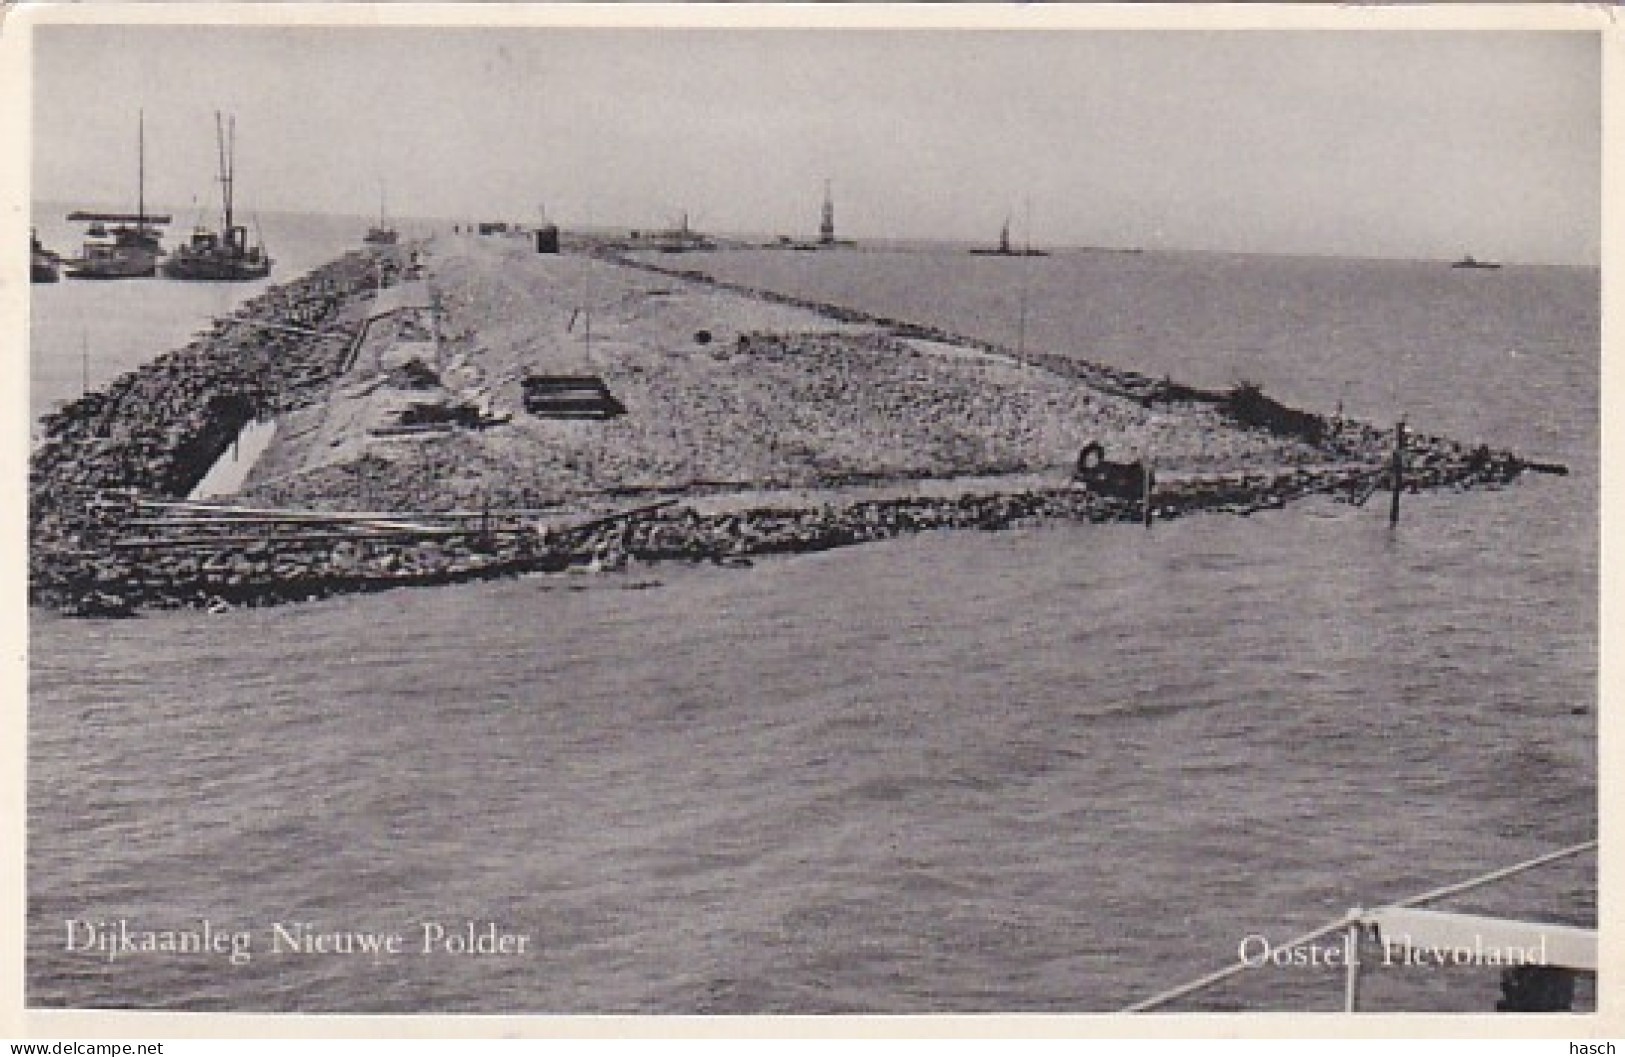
[10,4,1607,1027]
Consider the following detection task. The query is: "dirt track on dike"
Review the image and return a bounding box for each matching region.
[241,236,1340,512]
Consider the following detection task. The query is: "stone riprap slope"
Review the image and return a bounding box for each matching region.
[28,235,1543,615]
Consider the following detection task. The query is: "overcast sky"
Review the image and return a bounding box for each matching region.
[31,26,1600,264]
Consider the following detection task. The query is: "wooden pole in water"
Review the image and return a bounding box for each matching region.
[81,330,89,397]
[1389,419,1406,528]
[1016,196,1032,358]
[1142,454,1154,529]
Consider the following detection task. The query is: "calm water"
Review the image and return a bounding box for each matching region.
[28,236,1598,1014]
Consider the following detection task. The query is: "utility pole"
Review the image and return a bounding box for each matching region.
[1389,420,1406,529]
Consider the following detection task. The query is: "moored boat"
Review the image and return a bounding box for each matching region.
[64,217,166,280]
[63,113,168,281]
[30,229,61,283]
[163,112,273,282]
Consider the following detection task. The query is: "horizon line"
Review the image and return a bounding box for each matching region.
[30,199,1598,270]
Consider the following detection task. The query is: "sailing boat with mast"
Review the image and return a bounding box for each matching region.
[364,181,398,245]
[64,112,169,280]
[970,208,1049,257]
[970,216,1015,256]
[163,112,273,281]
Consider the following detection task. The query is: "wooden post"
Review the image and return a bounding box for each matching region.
[1343,915,1364,1013]
[1389,420,1406,528]
[1142,456,1154,529]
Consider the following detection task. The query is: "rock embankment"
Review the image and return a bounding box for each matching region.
[27,236,1552,617]
[49,450,1530,616]
[30,248,406,613]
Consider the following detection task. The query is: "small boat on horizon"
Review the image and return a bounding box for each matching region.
[163,112,273,282]
[969,215,1049,258]
[363,181,398,246]
[652,213,715,253]
[1452,254,1502,270]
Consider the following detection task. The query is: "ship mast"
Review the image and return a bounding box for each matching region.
[215,111,236,237]
[137,109,145,232]
[819,179,835,245]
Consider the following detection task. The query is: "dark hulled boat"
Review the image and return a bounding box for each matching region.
[364,182,399,246]
[969,216,1049,258]
[163,112,273,282]
[30,230,61,283]
[165,225,272,281]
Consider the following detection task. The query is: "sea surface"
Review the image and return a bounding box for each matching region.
[27,230,1599,1014]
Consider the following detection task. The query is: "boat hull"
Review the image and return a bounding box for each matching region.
[64,256,158,280]
[162,254,272,282]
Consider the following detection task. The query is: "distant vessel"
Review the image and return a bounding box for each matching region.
[809,179,855,248]
[64,113,168,280]
[652,213,715,253]
[163,112,273,282]
[30,229,60,283]
[1452,254,1502,270]
[820,179,836,246]
[970,216,1049,257]
[364,182,398,246]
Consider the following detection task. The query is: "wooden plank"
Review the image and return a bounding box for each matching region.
[550,499,679,535]
[1363,907,1596,972]
[215,317,354,340]
[148,514,459,535]
[139,499,465,531]
[137,497,675,535]
[126,517,404,530]
[112,527,528,549]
